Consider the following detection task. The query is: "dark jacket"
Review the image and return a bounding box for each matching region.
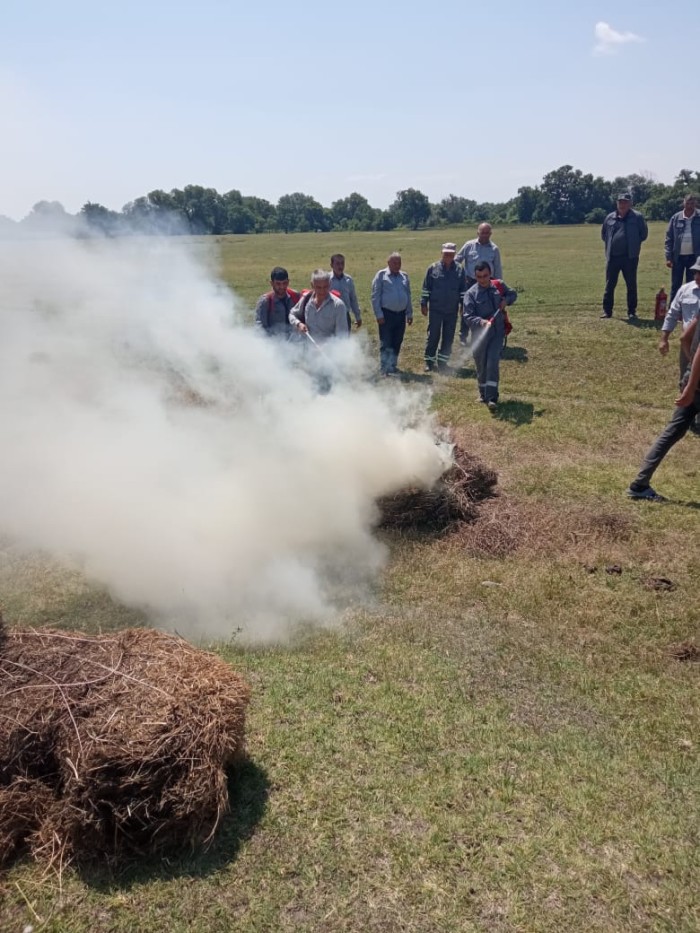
[420,260,467,315]
[664,210,700,262]
[601,209,648,260]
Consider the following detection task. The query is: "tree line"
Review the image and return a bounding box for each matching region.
[3,167,699,237]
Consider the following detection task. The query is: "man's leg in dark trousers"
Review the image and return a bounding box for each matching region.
[670,257,692,301]
[378,319,393,374]
[629,395,700,492]
[382,309,406,373]
[602,257,623,316]
[481,332,502,402]
[379,310,405,373]
[437,311,458,369]
[425,310,443,367]
[620,257,639,315]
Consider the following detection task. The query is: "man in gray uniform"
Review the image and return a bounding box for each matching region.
[463,261,517,410]
[421,243,467,372]
[330,254,362,330]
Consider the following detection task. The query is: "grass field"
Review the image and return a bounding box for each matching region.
[1,223,699,932]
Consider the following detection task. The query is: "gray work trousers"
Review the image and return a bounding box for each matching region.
[629,391,700,491]
[472,327,504,402]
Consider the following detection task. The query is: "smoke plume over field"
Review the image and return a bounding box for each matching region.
[0,235,448,640]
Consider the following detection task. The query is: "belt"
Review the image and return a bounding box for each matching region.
[381,307,407,314]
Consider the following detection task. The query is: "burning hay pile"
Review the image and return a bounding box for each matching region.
[0,617,250,870]
[378,442,498,532]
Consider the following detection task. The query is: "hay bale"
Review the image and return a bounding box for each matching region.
[0,617,250,869]
[377,443,498,532]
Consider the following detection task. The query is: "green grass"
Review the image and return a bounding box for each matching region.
[2,224,699,932]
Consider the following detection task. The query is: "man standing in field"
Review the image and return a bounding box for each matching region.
[289,269,349,343]
[665,194,700,301]
[371,252,413,376]
[421,243,468,373]
[330,254,362,331]
[463,261,517,410]
[254,266,301,338]
[600,192,648,320]
[627,315,700,500]
[456,223,503,346]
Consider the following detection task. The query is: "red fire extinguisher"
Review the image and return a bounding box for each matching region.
[654,288,668,320]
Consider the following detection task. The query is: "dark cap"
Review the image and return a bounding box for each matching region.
[616,192,632,202]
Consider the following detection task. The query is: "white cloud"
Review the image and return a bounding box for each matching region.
[593,21,645,56]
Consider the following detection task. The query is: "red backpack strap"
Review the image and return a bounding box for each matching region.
[492,279,505,297]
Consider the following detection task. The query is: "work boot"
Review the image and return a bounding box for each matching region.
[424,361,436,373]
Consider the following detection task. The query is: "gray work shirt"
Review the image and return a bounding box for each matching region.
[289,293,349,342]
[662,281,700,333]
[371,267,413,321]
[330,273,361,323]
[455,238,503,280]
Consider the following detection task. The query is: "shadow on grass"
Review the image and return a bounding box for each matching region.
[492,401,544,426]
[396,370,433,384]
[627,317,663,330]
[454,365,477,380]
[501,344,529,362]
[78,757,270,891]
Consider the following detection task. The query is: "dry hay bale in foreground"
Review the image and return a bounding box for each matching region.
[0,617,250,870]
[378,443,498,532]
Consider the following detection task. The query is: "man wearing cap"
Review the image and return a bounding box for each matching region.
[665,194,700,301]
[420,243,468,372]
[254,266,301,338]
[456,224,503,345]
[600,193,648,319]
[371,252,413,376]
[330,253,362,331]
[463,260,517,410]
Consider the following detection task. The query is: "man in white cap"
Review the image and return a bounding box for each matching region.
[420,243,468,372]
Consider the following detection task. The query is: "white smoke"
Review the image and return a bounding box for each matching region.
[0,234,449,641]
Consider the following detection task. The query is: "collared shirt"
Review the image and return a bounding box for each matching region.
[455,238,503,280]
[289,292,349,342]
[330,273,361,323]
[662,281,700,333]
[370,267,413,320]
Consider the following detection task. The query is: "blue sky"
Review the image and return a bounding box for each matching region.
[1,0,696,219]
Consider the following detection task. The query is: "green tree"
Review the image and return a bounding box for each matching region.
[389,188,431,230]
[276,193,328,233]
